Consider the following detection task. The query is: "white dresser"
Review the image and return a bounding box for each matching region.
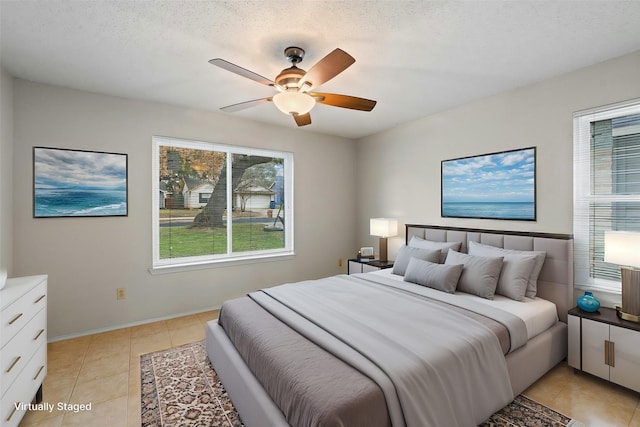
[0,275,48,427]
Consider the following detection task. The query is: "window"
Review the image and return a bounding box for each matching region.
[574,99,640,292]
[152,136,294,271]
[199,193,211,204]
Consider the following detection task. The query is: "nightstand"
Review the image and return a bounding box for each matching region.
[348,259,394,275]
[568,306,640,392]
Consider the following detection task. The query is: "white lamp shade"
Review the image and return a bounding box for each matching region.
[370,218,398,238]
[604,231,640,267]
[272,91,316,116]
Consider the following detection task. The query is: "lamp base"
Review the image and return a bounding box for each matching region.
[616,305,640,323]
[620,267,640,320]
[378,237,388,262]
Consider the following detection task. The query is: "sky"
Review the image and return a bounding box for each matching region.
[442,148,535,203]
[34,148,127,191]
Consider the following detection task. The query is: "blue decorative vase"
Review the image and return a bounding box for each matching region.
[577,291,600,312]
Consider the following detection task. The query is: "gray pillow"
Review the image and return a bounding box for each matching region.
[444,249,503,300]
[408,236,462,263]
[403,257,463,293]
[467,241,546,298]
[468,241,537,301]
[392,245,440,276]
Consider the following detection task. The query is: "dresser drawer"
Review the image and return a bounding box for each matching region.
[1,343,47,427]
[1,281,47,348]
[0,308,47,396]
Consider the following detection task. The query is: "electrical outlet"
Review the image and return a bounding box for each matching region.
[338,258,343,267]
[116,288,125,300]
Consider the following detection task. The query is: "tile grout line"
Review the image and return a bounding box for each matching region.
[61,339,90,425]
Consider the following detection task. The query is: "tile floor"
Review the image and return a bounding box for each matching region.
[18,311,640,427]
[19,310,219,427]
[524,362,640,427]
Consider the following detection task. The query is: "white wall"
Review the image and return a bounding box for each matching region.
[10,51,640,337]
[356,51,640,257]
[0,67,13,275]
[12,80,357,339]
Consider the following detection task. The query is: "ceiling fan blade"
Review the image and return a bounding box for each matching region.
[312,93,377,111]
[220,98,272,113]
[294,113,311,127]
[298,49,355,90]
[208,58,274,86]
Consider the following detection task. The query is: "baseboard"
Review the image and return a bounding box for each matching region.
[47,305,221,343]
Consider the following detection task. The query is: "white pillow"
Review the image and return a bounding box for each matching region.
[445,249,503,300]
[409,236,462,263]
[403,258,463,293]
[467,241,546,298]
[392,245,440,276]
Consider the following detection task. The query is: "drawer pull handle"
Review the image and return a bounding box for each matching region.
[34,294,46,304]
[6,356,21,373]
[604,340,610,366]
[34,365,45,380]
[8,312,23,325]
[610,341,615,368]
[6,406,17,422]
[34,329,45,341]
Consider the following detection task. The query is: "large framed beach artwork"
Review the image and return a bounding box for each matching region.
[441,147,536,221]
[33,147,128,218]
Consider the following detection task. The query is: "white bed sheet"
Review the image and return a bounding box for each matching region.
[369,269,558,340]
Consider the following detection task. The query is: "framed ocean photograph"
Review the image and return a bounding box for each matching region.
[33,147,128,218]
[441,147,536,221]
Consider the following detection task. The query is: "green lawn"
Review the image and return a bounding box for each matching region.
[160,222,284,258]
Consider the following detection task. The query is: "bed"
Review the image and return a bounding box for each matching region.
[206,224,573,427]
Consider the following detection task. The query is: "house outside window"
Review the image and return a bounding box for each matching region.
[574,99,640,292]
[152,136,294,271]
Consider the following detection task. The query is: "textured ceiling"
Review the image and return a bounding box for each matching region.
[1,1,640,139]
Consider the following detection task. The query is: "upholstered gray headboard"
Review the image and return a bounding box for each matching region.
[405,224,574,323]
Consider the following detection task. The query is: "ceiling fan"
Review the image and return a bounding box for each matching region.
[208,47,377,127]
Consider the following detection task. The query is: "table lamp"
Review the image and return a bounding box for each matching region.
[370,218,398,262]
[605,231,640,322]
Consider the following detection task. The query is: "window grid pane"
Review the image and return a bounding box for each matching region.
[231,155,285,253]
[159,147,227,260]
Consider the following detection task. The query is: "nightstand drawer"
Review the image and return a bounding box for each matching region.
[362,263,381,273]
[348,261,363,274]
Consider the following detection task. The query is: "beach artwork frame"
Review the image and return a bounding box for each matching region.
[441,147,536,221]
[33,147,128,218]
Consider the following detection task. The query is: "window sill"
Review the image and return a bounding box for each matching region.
[574,283,621,295]
[149,251,295,275]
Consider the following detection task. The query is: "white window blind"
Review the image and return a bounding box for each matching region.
[574,99,640,292]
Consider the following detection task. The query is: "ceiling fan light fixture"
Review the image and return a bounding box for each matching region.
[210,47,375,126]
[272,91,316,116]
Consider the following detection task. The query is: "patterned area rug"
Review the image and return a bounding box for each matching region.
[141,341,583,427]
[481,395,584,427]
[141,341,242,427]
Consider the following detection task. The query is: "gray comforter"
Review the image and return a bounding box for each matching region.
[248,274,519,427]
